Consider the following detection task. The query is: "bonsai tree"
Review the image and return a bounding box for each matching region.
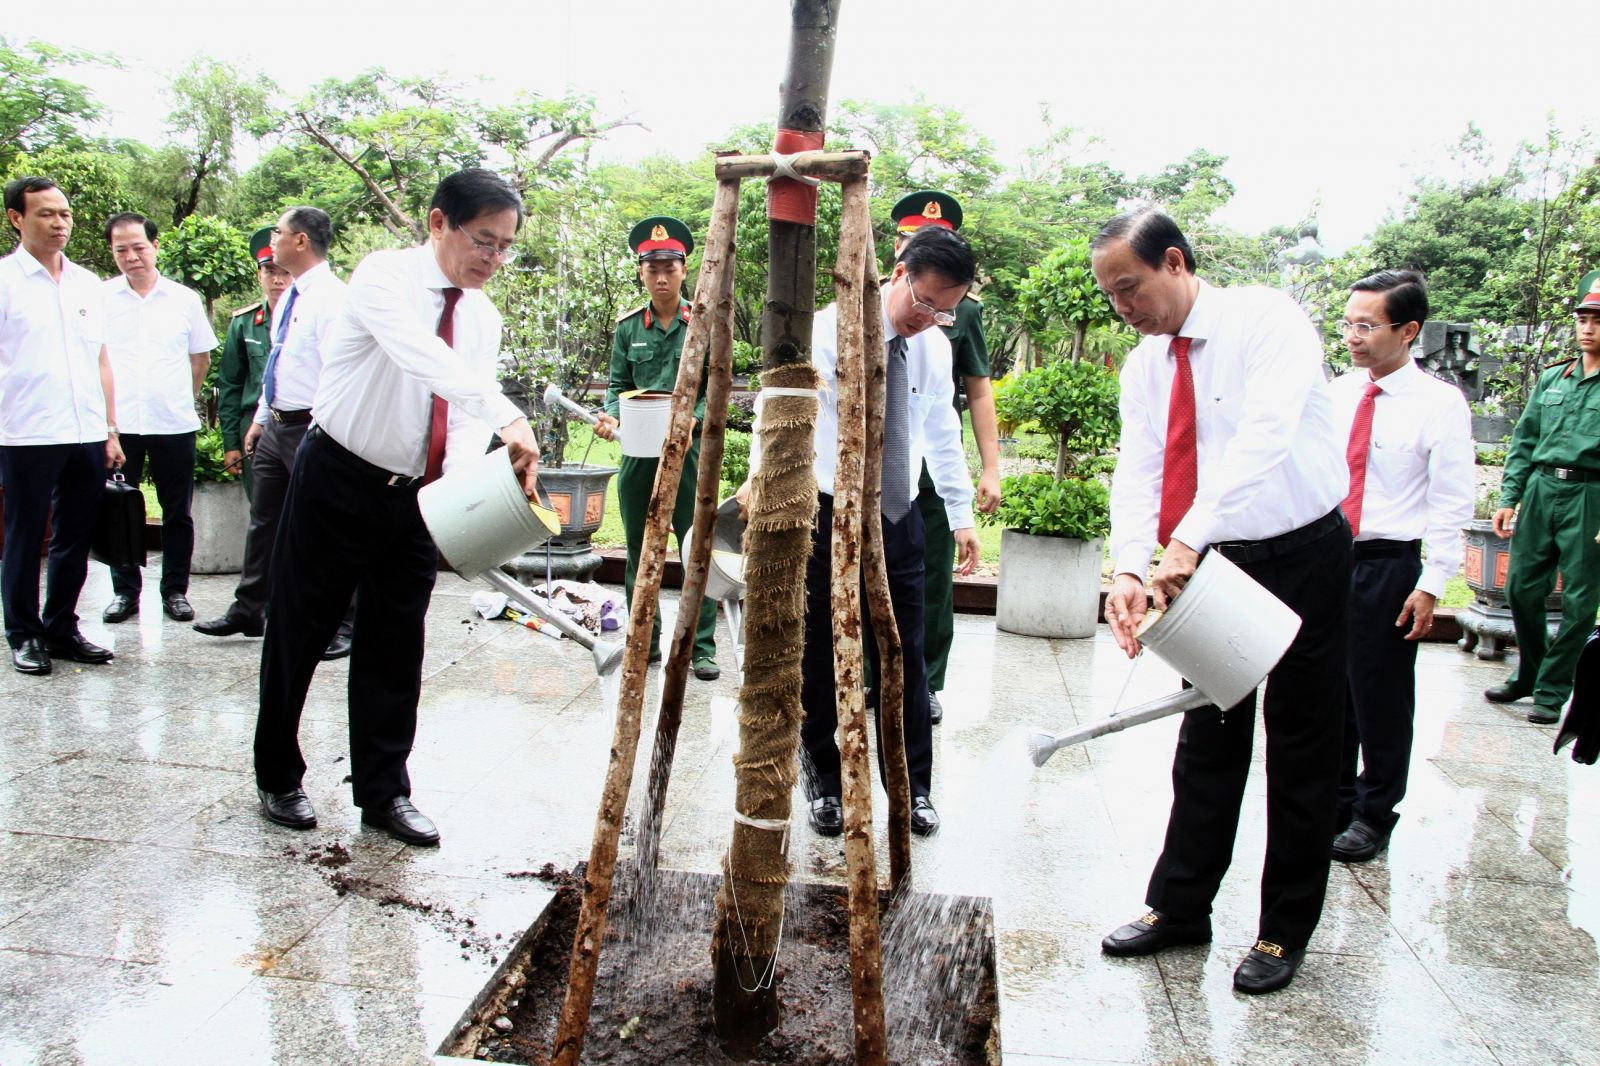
[1016,239,1119,364]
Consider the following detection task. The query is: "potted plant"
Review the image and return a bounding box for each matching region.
[189,424,249,574]
[985,356,1120,638]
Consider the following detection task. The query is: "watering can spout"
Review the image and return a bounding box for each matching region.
[544,384,600,426]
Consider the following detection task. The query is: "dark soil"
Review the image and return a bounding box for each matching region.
[454,865,997,1065]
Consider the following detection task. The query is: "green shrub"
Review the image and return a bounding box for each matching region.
[721,428,751,495]
[993,357,1119,479]
[983,472,1110,541]
[194,424,240,483]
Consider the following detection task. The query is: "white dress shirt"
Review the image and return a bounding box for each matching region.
[0,247,107,446]
[751,301,975,530]
[1329,360,1474,597]
[254,259,346,422]
[102,274,216,435]
[1110,280,1346,579]
[314,244,522,477]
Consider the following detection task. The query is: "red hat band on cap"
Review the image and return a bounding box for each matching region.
[637,237,687,256]
[897,215,956,234]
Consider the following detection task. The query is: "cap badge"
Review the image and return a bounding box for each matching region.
[924,201,942,220]
[651,224,668,242]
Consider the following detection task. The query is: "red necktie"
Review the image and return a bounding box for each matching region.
[1341,381,1382,536]
[1158,337,1196,547]
[424,287,462,485]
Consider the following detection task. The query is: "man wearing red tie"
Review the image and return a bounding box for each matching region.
[252,169,540,846]
[1329,271,1473,864]
[1094,209,1350,994]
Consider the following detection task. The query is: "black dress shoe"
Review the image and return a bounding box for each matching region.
[11,639,51,675]
[929,690,944,725]
[808,796,843,837]
[361,796,439,846]
[45,632,113,665]
[258,787,317,830]
[103,595,138,624]
[194,611,265,638]
[1331,819,1389,863]
[1485,682,1531,704]
[320,632,353,661]
[910,796,941,835]
[1528,704,1561,724]
[162,594,195,622]
[1233,940,1306,994]
[1101,910,1213,956]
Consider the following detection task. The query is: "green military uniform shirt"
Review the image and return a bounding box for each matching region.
[217,301,272,452]
[604,299,707,421]
[1499,358,1600,508]
[941,293,990,407]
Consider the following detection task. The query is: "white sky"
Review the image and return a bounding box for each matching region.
[11,0,1595,251]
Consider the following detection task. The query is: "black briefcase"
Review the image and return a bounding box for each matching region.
[92,472,146,569]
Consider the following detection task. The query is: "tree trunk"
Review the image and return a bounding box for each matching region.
[710,0,840,1046]
[1055,428,1071,482]
[549,187,739,1066]
[1070,322,1086,363]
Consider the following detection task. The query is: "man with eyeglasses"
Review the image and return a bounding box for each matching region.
[195,207,355,659]
[1095,208,1349,994]
[1328,270,1473,864]
[593,216,720,680]
[251,169,540,847]
[743,224,980,838]
[1486,268,1600,725]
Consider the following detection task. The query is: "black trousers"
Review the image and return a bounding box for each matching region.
[800,493,934,800]
[1338,541,1422,835]
[232,418,308,621]
[110,431,196,598]
[1146,509,1351,951]
[253,427,437,807]
[0,442,104,647]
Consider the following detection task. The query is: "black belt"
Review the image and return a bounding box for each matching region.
[1539,464,1600,483]
[1353,538,1421,560]
[1212,508,1347,564]
[307,425,422,487]
[269,407,312,425]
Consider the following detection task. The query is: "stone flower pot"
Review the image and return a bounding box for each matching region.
[995,529,1104,639]
[1457,518,1561,660]
[190,479,249,574]
[506,462,619,584]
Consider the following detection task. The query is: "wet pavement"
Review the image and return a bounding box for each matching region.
[1,566,1597,1064]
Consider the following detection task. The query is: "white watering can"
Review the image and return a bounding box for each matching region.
[679,497,748,677]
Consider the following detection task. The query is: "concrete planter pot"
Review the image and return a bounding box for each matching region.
[996,529,1104,638]
[1457,517,1561,660]
[189,479,249,574]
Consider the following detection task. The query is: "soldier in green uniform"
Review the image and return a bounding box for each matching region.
[890,191,1002,723]
[217,227,291,498]
[1486,268,1600,723]
[593,216,720,680]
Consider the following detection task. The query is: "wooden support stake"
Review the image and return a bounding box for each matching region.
[830,176,888,1066]
[551,177,743,1066]
[712,149,870,183]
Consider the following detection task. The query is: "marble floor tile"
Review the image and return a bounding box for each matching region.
[0,832,129,927]
[0,754,247,842]
[1430,960,1600,1066]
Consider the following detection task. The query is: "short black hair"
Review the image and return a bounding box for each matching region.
[431,168,524,233]
[899,226,975,288]
[104,212,157,244]
[1092,208,1196,273]
[1350,269,1429,326]
[280,205,332,257]
[4,176,61,229]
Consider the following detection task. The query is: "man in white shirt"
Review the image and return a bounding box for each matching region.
[99,213,217,625]
[747,225,980,839]
[252,169,539,847]
[195,207,352,659]
[1095,209,1350,995]
[0,176,123,674]
[1329,270,1473,863]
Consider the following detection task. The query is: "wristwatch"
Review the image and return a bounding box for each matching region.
[107,424,119,436]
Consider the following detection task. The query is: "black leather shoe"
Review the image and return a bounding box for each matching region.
[1233,940,1306,994]
[1332,819,1389,863]
[11,639,51,675]
[103,595,138,624]
[910,796,941,835]
[194,611,265,638]
[808,796,843,837]
[1528,704,1561,724]
[1485,682,1531,704]
[258,787,317,830]
[162,594,195,622]
[928,690,944,725]
[1101,911,1213,956]
[45,632,113,665]
[361,796,439,846]
[320,633,353,661]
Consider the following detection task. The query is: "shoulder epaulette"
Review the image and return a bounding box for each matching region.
[231,301,264,319]
[617,303,647,324]
[1546,356,1579,372]
[962,291,982,304]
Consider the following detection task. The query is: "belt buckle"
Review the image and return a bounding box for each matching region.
[387,473,417,487]
[1557,467,1573,481]
[269,408,282,424]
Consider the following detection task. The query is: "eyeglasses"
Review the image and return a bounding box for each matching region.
[1337,320,1407,338]
[456,224,514,262]
[904,275,957,327]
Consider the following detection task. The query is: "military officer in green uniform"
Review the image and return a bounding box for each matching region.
[217,227,291,498]
[890,191,1002,723]
[1487,268,1600,723]
[593,216,720,680]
